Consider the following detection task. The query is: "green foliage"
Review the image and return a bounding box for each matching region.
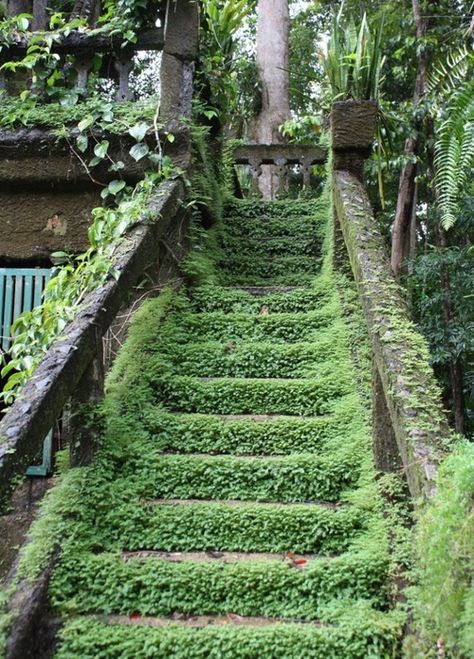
[409,442,474,657]
[434,77,474,230]
[56,612,402,659]
[198,0,252,128]
[321,7,385,102]
[405,243,474,433]
[153,373,353,416]
[51,550,389,618]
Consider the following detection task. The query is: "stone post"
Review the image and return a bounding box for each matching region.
[159,0,199,123]
[330,100,378,182]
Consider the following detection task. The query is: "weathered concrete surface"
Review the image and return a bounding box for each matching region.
[331,100,378,181]
[0,128,190,187]
[333,170,449,500]
[0,179,186,508]
[233,144,327,166]
[0,190,100,261]
[160,0,198,121]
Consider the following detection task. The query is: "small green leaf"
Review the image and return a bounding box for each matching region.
[94,140,110,159]
[108,180,126,195]
[76,134,88,153]
[128,123,149,142]
[129,143,149,162]
[78,115,95,132]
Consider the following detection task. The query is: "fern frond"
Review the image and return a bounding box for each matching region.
[434,78,474,230]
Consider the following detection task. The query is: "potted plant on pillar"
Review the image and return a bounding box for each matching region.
[321,8,385,184]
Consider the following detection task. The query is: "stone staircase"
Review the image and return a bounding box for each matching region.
[45,198,403,657]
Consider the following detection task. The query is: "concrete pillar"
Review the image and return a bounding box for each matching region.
[330,100,378,182]
[159,0,199,122]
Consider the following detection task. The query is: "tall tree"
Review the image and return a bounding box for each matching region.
[390,0,428,276]
[253,0,290,199]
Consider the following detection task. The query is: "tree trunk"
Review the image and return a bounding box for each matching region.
[6,1,31,15]
[32,0,50,29]
[391,0,428,276]
[253,0,290,199]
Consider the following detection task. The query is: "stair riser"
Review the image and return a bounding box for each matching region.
[112,453,361,503]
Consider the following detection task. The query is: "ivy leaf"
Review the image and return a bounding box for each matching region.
[108,161,125,172]
[129,143,149,162]
[94,140,110,159]
[78,115,95,132]
[128,123,149,143]
[76,134,88,153]
[108,180,126,196]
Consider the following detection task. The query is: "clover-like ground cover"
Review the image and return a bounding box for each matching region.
[9,195,407,657]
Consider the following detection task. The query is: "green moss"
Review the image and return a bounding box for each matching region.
[407,442,474,657]
[50,550,390,619]
[55,613,403,659]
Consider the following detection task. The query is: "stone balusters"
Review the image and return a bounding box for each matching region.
[233,144,327,199]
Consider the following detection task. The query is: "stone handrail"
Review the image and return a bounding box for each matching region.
[331,100,449,500]
[0,178,186,508]
[234,143,327,196]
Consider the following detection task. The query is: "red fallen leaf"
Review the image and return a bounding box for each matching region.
[129,612,141,621]
[294,558,308,566]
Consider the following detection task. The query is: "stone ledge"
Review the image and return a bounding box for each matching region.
[0,126,190,187]
[333,170,449,500]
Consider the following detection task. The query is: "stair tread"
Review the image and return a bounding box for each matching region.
[121,550,319,564]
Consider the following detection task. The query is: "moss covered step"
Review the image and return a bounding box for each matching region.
[222,215,323,239]
[56,611,402,659]
[97,500,369,554]
[224,199,321,219]
[219,235,321,257]
[152,376,354,415]
[111,452,361,503]
[188,285,330,313]
[140,399,368,456]
[217,255,321,280]
[50,550,389,620]
[164,306,339,344]
[219,270,317,287]
[161,338,351,378]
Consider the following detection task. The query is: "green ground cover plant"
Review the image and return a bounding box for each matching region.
[1,188,408,657]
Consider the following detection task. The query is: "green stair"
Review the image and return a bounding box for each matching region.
[49,198,403,657]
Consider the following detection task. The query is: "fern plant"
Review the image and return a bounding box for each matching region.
[431,50,474,230]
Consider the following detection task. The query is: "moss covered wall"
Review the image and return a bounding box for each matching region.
[333,170,450,500]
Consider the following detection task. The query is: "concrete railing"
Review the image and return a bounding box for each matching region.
[233,143,327,197]
[331,100,450,500]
